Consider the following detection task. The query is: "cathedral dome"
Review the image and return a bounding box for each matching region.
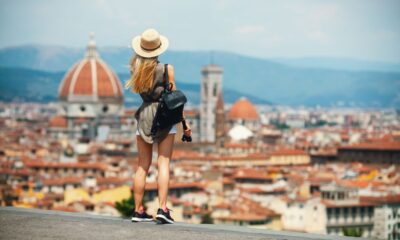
[228,97,259,121]
[58,34,123,103]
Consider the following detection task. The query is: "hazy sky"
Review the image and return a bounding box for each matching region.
[1,0,399,62]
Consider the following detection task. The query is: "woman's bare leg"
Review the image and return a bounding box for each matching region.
[157,134,175,210]
[134,136,153,212]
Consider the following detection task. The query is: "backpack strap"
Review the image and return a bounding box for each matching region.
[163,64,173,92]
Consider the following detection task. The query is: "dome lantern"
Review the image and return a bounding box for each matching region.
[85,32,98,59]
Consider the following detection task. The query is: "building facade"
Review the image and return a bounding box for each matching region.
[321,185,375,237]
[337,142,400,165]
[372,196,400,240]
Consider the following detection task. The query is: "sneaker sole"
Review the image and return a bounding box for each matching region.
[131,217,154,222]
[156,214,174,224]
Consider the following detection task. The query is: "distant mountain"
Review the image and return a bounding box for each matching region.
[0,45,399,108]
[0,45,83,72]
[272,57,400,73]
[0,67,63,102]
[0,67,271,106]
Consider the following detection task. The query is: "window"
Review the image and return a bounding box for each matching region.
[327,208,332,215]
[80,105,86,112]
[203,83,208,96]
[338,192,344,199]
[102,105,108,113]
[213,84,217,97]
[360,207,365,215]
[344,208,349,220]
[352,207,357,215]
[335,208,340,215]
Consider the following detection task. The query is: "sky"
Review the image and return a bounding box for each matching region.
[0,0,400,63]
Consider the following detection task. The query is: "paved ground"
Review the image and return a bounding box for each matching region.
[0,207,363,240]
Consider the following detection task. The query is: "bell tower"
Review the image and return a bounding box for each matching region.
[200,64,223,143]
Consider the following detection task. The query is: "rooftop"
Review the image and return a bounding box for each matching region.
[338,141,400,151]
[0,207,361,240]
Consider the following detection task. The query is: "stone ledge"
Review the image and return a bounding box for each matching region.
[0,207,365,240]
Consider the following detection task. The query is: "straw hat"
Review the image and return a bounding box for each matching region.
[131,28,169,58]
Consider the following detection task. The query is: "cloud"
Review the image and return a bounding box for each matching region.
[266,34,283,46]
[285,2,339,27]
[310,3,339,25]
[234,25,265,35]
[215,0,229,9]
[93,0,137,27]
[233,24,283,46]
[284,2,338,41]
[306,30,329,43]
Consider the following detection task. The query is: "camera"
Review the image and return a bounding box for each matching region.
[182,134,192,142]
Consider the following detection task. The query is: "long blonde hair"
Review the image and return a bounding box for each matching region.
[125,54,158,93]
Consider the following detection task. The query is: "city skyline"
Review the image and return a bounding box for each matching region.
[1,1,400,238]
[1,45,399,237]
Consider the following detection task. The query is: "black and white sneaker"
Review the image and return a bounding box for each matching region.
[156,207,174,224]
[131,210,154,222]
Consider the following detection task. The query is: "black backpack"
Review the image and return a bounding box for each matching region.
[151,64,187,137]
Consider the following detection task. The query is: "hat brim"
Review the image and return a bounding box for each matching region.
[131,35,169,58]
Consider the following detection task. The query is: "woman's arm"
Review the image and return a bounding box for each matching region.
[168,65,192,137]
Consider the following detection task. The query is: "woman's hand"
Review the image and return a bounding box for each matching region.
[182,119,192,137]
[184,127,192,137]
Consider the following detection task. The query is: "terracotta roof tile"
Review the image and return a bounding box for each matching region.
[49,116,68,128]
[339,141,400,151]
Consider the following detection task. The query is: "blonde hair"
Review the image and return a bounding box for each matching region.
[125,54,158,93]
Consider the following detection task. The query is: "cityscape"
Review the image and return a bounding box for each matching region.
[1,1,400,239]
[0,35,399,239]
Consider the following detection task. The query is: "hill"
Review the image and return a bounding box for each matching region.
[1,45,399,108]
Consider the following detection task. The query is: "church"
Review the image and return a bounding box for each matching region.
[49,34,136,141]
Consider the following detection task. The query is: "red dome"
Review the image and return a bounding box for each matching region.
[59,36,123,102]
[228,97,259,121]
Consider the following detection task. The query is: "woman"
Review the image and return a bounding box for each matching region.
[126,28,192,224]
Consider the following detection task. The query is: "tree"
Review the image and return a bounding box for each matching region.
[343,227,363,237]
[115,195,135,218]
[201,213,214,224]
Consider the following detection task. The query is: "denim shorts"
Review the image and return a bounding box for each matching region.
[136,125,177,136]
